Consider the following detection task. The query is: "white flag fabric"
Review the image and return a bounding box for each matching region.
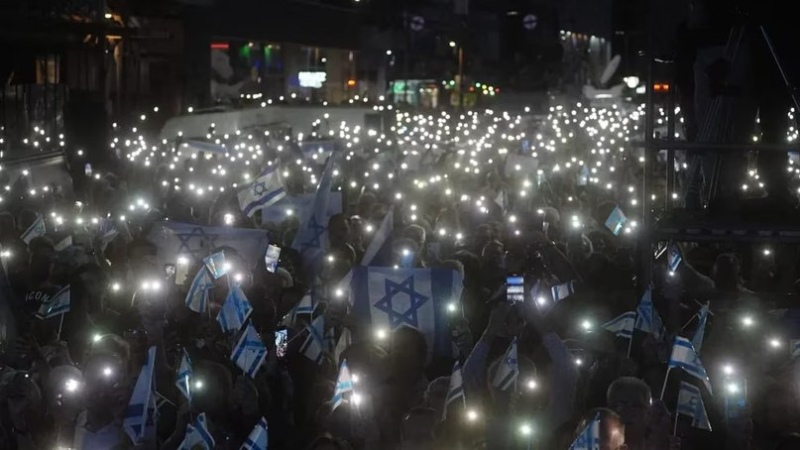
[240,417,269,450]
[331,360,354,411]
[634,287,666,341]
[569,412,601,449]
[178,413,215,450]
[361,206,393,266]
[238,166,287,217]
[123,346,157,445]
[602,311,635,339]
[185,267,215,313]
[443,361,466,420]
[491,339,519,391]
[35,285,70,319]
[667,242,682,272]
[349,266,464,357]
[668,337,712,394]
[175,350,192,401]
[217,284,254,333]
[231,324,268,378]
[20,215,46,244]
[300,315,325,364]
[677,381,712,431]
[203,250,228,279]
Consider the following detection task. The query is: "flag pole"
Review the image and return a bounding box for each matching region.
[673,411,679,436]
[626,332,634,358]
[57,313,65,341]
[659,367,672,400]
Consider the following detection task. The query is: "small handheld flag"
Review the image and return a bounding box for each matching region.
[178,412,215,450]
[35,285,70,319]
[185,267,215,313]
[238,166,287,217]
[20,215,46,244]
[203,251,228,279]
[331,360,354,411]
[124,346,157,445]
[677,381,712,431]
[569,413,600,450]
[217,284,254,333]
[443,361,466,420]
[299,315,325,364]
[240,417,269,450]
[604,206,628,236]
[361,206,394,266]
[175,350,192,401]
[667,242,682,272]
[691,303,709,353]
[231,324,268,378]
[491,338,519,391]
[602,311,635,339]
[634,287,666,341]
[668,337,712,394]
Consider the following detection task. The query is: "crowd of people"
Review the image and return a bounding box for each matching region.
[0,100,799,450]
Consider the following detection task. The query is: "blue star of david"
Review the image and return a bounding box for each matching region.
[252,180,268,197]
[176,227,220,263]
[300,215,326,250]
[373,275,429,329]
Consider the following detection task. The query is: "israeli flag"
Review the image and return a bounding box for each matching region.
[634,287,666,341]
[677,381,712,431]
[551,281,575,302]
[443,361,466,420]
[602,311,635,339]
[217,284,254,333]
[288,291,316,326]
[20,215,46,244]
[35,285,70,319]
[147,221,270,270]
[492,338,519,391]
[300,315,325,364]
[570,412,601,450]
[350,266,464,357]
[124,346,157,445]
[361,206,394,266]
[792,339,800,359]
[604,206,628,236]
[241,417,269,450]
[175,350,192,401]
[334,328,352,365]
[185,267,215,313]
[238,166,287,218]
[178,412,215,450]
[331,360,354,411]
[292,156,335,271]
[669,336,713,394]
[203,251,228,279]
[667,242,682,272]
[691,304,709,353]
[231,323,268,378]
[259,192,342,224]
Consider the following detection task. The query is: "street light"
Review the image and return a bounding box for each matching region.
[449,41,457,48]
